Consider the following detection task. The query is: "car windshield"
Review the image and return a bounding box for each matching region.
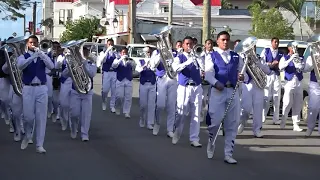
[130,47,146,57]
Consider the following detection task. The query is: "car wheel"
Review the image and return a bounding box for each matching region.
[302,95,309,122]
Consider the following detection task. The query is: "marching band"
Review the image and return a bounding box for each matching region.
[1,27,320,165]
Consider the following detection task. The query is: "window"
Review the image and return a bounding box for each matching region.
[66,9,73,21]
[160,6,169,13]
[59,9,65,25]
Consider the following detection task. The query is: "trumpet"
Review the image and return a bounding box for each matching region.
[191,44,204,58]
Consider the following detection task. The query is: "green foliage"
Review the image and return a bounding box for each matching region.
[247,0,269,11]
[39,18,54,29]
[221,0,233,9]
[60,16,104,43]
[275,0,305,18]
[249,4,294,39]
[0,0,30,20]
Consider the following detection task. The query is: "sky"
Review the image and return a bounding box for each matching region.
[0,0,42,40]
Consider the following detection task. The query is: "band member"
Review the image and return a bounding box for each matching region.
[304,54,320,136]
[136,47,156,129]
[261,37,283,124]
[112,47,136,118]
[171,36,203,147]
[205,31,244,164]
[62,47,97,141]
[48,41,61,123]
[100,39,118,112]
[238,47,271,138]
[278,42,304,131]
[176,40,183,53]
[151,34,178,137]
[56,53,71,131]
[17,35,54,153]
[0,36,13,126]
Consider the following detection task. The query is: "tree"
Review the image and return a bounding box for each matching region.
[247,0,269,11]
[276,0,306,40]
[60,16,104,43]
[39,18,54,38]
[249,4,294,39]
[221,0,233,9]
[0,0,30,21]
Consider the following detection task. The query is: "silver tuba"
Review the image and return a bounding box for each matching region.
[307,34,320,85]
[61,39,92,94]
[0,35,29,96]
[288,41,301,64]
[150,25,177,79]
[235,36,267,89]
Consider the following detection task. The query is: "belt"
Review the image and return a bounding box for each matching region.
[225,84,234,88]
[25,82,46,86]
[186,82,196,86]
[108,69,115,72]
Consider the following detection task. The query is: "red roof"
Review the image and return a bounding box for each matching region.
[109,0,142,5]
[191,0,221,6]
[55,0,74,2]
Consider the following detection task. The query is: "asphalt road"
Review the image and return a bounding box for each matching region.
[1,73,319,180]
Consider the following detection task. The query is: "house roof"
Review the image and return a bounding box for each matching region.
[191,0,221,6]
[109,0,220,6]
[109,0,142,5]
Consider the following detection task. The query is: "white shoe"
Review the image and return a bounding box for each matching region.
[238,124,245,134]
[153,124,160,135]
[28,139,33,144]
[14,132,21,142]
[82,137,89,142]
[124,114,130,118]
[70,131,77,139]
[172,131,180,144]
[47,113,52,119]
[273,120,281,125]
[167,131,174,138]
[61,119,67,131]
[52,114,57,123]
[207,138,215,159]
[280,120,286,129]
[102,102,107,111]
[224,156,237,164]
[139,119,145,128]
[147,124,153,130]
[306,128,313,136]
[115,109,120,115]
[110,107,116,113]
[4,118,9,125]
[293,125,303,132]
[9,124,14,133]
[254,131,263,138]
[21,138,29,150]
[36,146,46,153]
[190,141,202,147]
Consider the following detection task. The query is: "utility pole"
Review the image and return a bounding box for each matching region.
[33,1,37,35]
[23,14,26,35]
[202,0,211,44]
[168,0,173,25]
[129,0,136,43]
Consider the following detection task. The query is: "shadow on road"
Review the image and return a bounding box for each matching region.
[0,89,319,180]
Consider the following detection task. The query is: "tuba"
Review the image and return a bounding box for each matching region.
[150,25,177,79]
[234,36,267,89]
[307,34,320,84]
[191,44,204,58]
[0,35,29,96]
[61,39,92,94]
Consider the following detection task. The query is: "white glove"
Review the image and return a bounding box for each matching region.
[185,58,194,66]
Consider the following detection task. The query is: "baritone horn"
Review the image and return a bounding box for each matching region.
[288,41,301,64]
[150,25,177,79]
[62,39,92,94]
[307,34,320,85]
[0,35,29,96]
[192,44,204,58]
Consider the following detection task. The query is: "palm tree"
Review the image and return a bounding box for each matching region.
[276,0,306,40]
[39,17,54,38]
[247,0,270,11]
[221,0,233,9]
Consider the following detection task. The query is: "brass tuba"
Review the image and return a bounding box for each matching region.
[61,39,92,94]
[0,35,29,96]
[234,36,267,89]
[150,25,177,79]
[307,34,320,84]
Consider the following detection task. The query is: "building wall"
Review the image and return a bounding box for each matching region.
[227,0,278,9]
[42,0,54,37]
[53,2,74,40]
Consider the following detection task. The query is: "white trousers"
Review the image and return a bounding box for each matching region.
[59,78,72,125]
[46,75,53,115]
[0,78,10,121]
[8,85,23,134]
[263,74,281,122]
[281,76,303,125]
[139,82,156,126]
[307,82,320,133]
[155,76,177,133]
[240,82,264,134]
[22,85,48,147]
[70,90,93,138]
[115,79,133,114]
[175,84,202,142]
[207,86,240,157]
[102,71,117,109]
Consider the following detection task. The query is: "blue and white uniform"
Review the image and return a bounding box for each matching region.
[17,50,54,153]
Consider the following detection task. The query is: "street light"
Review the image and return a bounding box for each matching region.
[113,18,118,28]
[104,21,110,26]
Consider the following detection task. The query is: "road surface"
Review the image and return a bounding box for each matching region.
[1,74,319,180]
